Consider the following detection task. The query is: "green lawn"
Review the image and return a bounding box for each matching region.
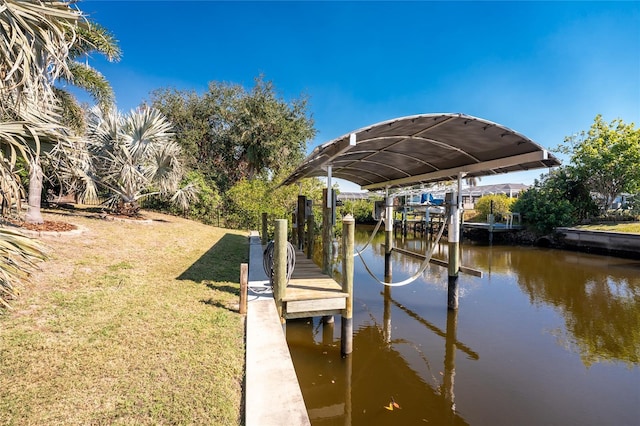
[575,222,640,234]
[0,208,247,425]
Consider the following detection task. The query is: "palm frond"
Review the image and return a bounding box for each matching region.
[0,0,80,102]
[62,61,115,109]
[0,228,46,309]
[70,19,121,62]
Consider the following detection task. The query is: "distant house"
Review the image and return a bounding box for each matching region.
[337,192,374,202]
[338,184,529,210]
[402,183,529,210]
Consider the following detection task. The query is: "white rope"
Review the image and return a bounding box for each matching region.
[354,213,385,257]
[357,215,449,287]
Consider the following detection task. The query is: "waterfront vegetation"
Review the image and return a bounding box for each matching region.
[0,208,247,425]
[576,222,640,234]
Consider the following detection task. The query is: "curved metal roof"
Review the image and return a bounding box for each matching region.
[281,113,561,190]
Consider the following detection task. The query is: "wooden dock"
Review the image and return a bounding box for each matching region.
[283,251,348,319]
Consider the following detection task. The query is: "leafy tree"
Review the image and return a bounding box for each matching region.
[474,194,514,221]
[339,198,378,224]
[150,76,315,193]
[225,173,323,231]
[512,169,589,234]
[142,170,221,224]
[557,115,640,212]
[86,107,187,216]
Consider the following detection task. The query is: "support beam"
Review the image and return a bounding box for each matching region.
[363,150,551,190]
[322,188,333,275]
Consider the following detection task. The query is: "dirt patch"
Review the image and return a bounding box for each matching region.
[4,219,77,233]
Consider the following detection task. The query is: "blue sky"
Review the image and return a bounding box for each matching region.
[76,1,640,191]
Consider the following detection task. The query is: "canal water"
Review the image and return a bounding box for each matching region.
[286,227,640,425]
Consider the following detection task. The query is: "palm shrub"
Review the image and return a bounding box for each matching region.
[86,107,187,216]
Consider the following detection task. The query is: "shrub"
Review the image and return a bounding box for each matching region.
[339,199,377,224]
[474,194,514,221]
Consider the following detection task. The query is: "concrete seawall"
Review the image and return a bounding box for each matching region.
[555,228,640,259]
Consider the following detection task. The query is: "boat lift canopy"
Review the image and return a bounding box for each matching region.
[281,113,561,190]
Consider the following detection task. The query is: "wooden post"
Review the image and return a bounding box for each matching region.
[239,263,248,315]
[261,212,268,245]
[341,214,355,355]
[291,212,297,247]
[322,188,333,275]
[447,192,460,310]
[297,195,306,250]
[273,219,287,320]
[306,213,314,260]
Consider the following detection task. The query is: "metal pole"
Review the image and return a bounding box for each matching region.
[341,214,354,356]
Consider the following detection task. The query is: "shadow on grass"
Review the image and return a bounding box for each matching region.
[200,297,239,312]
[177,233,248,290]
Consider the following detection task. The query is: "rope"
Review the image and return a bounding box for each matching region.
[357,214,449,287]
[354,213,385,257]
[263,240,296,286]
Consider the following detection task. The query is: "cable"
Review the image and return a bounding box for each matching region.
[263,240,296,286]
[354,213,385,257]
[357,214,449,287]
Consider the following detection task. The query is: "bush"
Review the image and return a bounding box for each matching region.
[339,199,377,224]
[143,170,221,225]
[474,194,514,221]
[512,170,589,234]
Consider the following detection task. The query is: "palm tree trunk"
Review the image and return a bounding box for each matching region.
[25,158,44,224]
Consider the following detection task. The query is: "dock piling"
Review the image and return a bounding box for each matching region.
[306,213,314,259]
[447,192,460,310]
[239,263,248,315]
[322,188,333,275]
[273,219,287,320]
[341,214,355,355]
[261,212,268,245]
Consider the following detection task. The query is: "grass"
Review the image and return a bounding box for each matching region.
[575,222,640,234]
[0,207,248,425]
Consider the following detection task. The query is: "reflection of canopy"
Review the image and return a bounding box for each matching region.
[282,113,561,190]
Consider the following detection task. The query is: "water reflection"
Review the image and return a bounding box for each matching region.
[287,306,471,425]
[292,229,640,425]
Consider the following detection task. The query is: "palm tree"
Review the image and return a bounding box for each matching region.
[87,107,187,216]
[42,18,120,207]
[0,0,81,306]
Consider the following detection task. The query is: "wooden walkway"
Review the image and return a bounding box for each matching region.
[283,251,348,319]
